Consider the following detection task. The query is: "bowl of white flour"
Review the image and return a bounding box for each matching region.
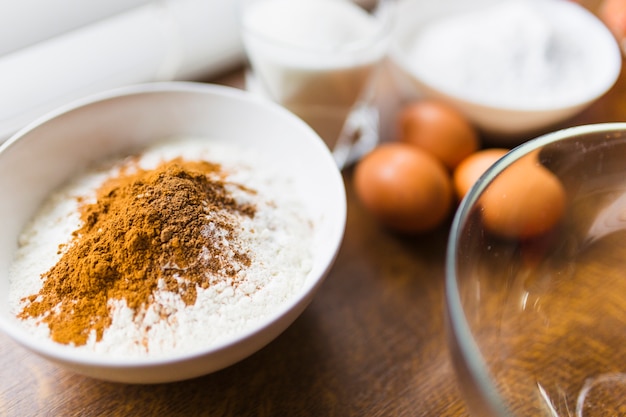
[0,82,346,384]
[389,0,622,140]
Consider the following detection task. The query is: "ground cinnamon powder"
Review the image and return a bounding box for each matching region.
[18,157,256,346]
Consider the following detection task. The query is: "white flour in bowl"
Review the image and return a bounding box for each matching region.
[8,138,314,358]
[405,0,604,108]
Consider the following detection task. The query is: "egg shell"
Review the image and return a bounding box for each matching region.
[479,150,566,240]
[600,0,626,39]
[354,142,454,234]
[398,99,480,170]
[453,148,509,200]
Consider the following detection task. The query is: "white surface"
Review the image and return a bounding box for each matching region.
[0,0,153,55]
[389,0,622,139]
[0,0,245,142]
[0,82,346,384]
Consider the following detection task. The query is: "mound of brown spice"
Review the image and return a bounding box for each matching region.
[18,157,257,346]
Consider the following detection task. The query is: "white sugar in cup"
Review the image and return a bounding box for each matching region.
[240,0,393,169]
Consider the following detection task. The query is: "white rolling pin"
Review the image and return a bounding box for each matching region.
[0,0,245,141]
[0,0,154,56]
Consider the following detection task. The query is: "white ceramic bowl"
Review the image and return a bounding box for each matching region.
[0,82,346,384]
[389,0,622,141]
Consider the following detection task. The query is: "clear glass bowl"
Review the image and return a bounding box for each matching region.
[446,123,626,416]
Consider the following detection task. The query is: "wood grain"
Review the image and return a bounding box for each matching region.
[2,2,624,415]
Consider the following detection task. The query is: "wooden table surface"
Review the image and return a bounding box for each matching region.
[2,3,625,416]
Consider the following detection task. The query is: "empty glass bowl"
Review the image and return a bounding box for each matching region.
[446,123,626,416]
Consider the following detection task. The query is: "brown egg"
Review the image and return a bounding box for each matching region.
[480,150,566,240]
[354,143,453,233]
[398,100,479,170]
[453,148,509,200]
[600,0,626,39]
